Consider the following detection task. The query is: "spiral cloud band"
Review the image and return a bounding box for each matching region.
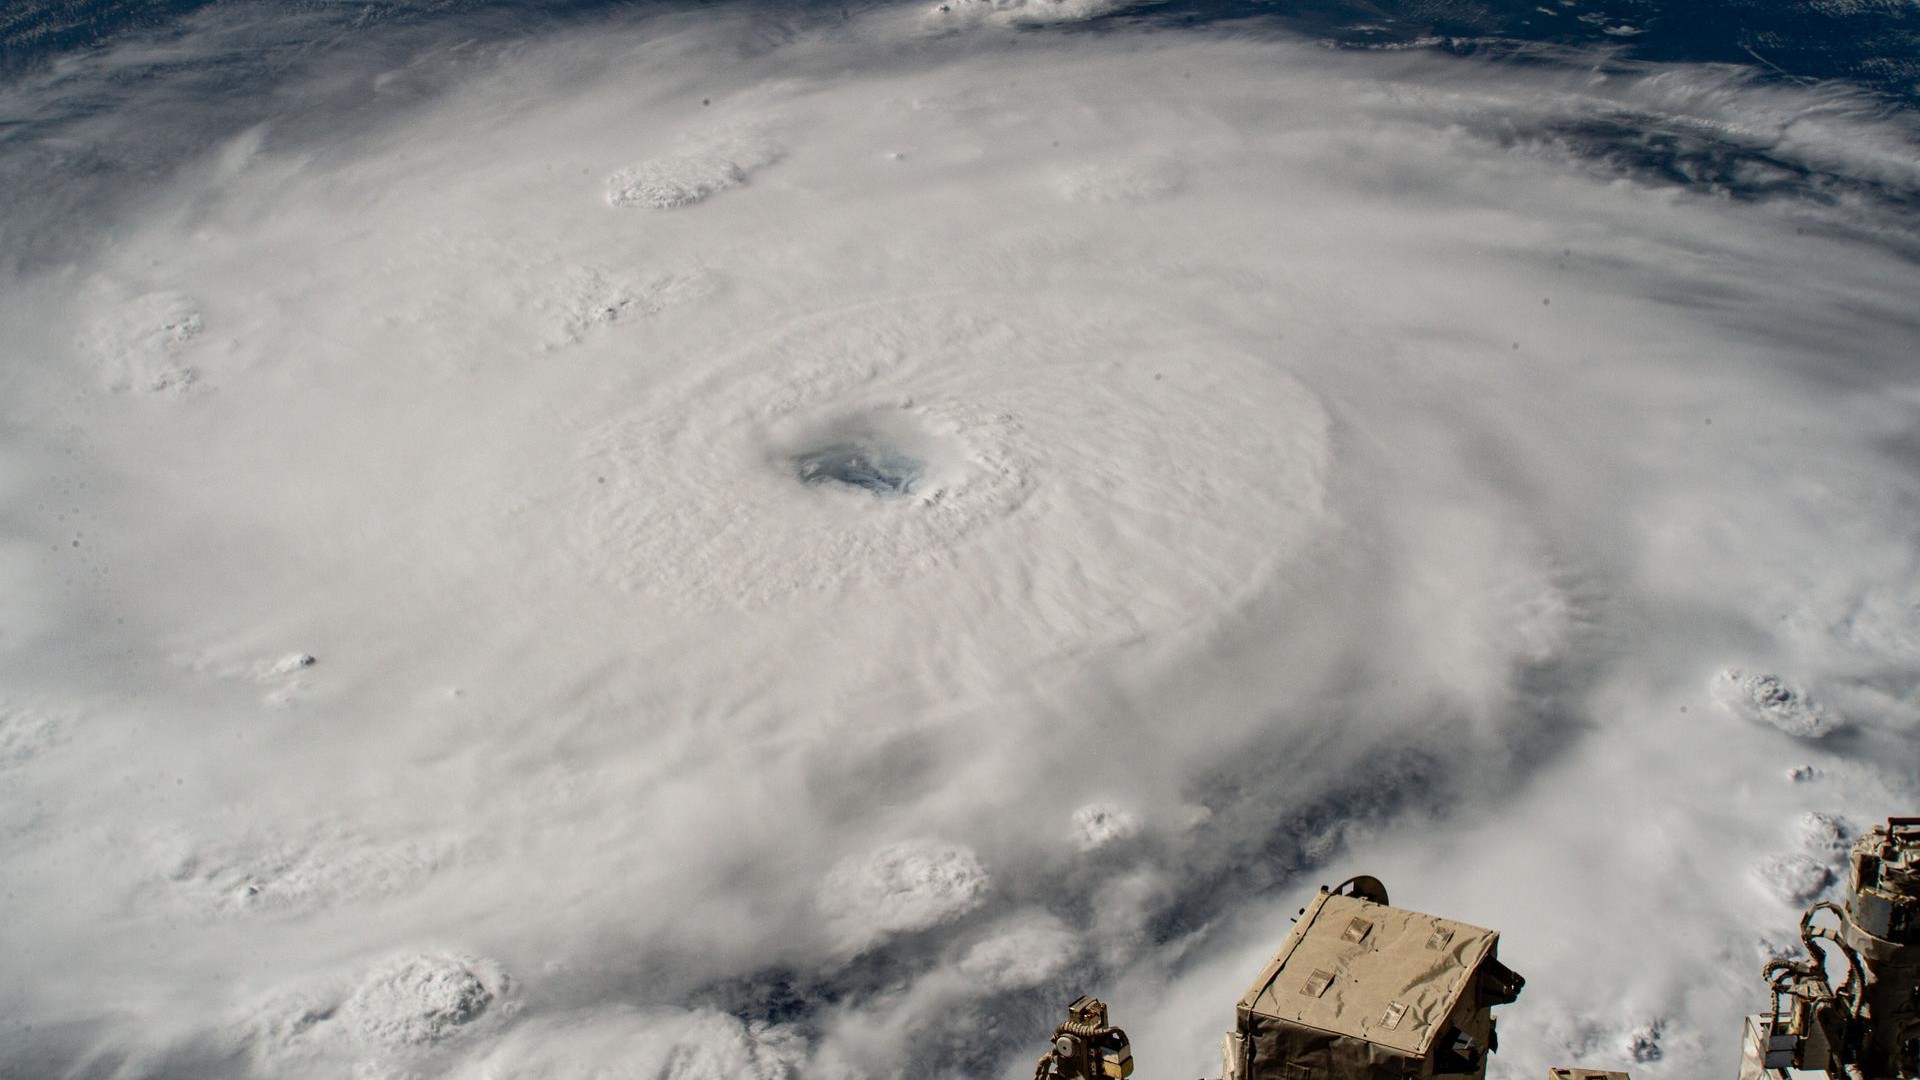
[1,4,1918,1079]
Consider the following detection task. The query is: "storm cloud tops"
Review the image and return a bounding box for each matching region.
[1,2,1918,1078]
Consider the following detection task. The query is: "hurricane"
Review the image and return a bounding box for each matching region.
[1,2,1918,1078]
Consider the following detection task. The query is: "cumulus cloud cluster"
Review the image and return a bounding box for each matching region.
[1716,668,1844,739]
[820,839,992,953]
[0,3,1917,1079]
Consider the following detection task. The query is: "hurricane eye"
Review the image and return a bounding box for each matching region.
[792,441,923,497]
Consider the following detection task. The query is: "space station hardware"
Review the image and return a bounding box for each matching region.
[1220,876,1525,1080]
[1039,817,1920,1080]
[1034,997,1136,1080]
[1740,817,1920,1079]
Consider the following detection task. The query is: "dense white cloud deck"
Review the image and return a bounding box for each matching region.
[0,6,1918,1079]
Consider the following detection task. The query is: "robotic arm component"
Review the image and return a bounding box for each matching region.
[1035,997,1135,1080]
